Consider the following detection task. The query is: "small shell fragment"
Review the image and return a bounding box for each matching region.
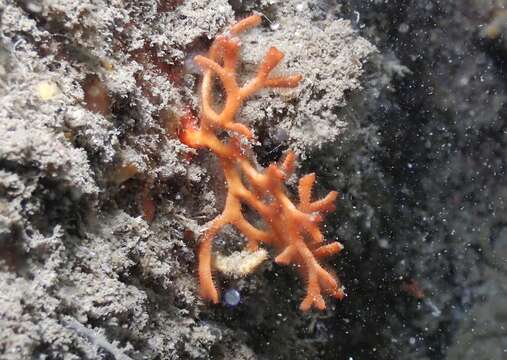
[213,249,268,278]
[36,81,59,101]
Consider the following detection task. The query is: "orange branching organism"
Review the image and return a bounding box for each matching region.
[179,14,345,311]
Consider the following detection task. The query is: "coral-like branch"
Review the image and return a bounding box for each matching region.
[179,15,345,311]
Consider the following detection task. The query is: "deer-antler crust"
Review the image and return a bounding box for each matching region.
[179,15,345,311]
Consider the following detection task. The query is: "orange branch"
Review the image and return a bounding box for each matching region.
[180,15,345,311]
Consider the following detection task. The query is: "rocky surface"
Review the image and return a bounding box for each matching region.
[0,0,373,359]
[1,0,507,359]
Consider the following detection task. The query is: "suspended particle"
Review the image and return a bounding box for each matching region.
[223,288,241,307]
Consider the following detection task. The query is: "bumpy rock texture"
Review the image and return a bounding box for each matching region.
[0,0,373,359]
[2,0,506,359]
